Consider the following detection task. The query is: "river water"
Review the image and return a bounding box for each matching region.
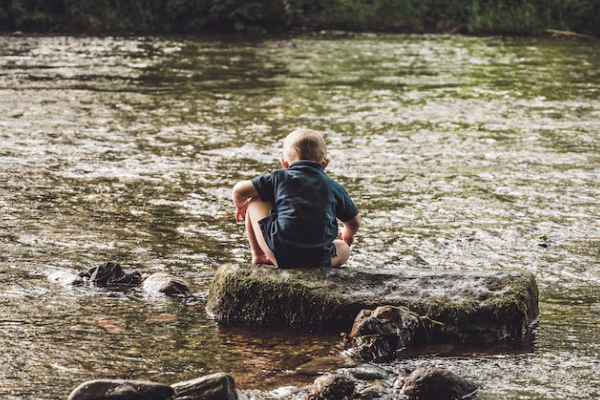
[0,33,599,399]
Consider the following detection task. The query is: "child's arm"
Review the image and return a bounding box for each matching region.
[340,214,361,246]
[232,180,259,222]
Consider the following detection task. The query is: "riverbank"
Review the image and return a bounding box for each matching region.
[1,0,598,36]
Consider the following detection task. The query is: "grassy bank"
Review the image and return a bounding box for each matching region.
[0,0,598,36]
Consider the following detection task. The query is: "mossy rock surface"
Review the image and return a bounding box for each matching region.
[206,265,539,344]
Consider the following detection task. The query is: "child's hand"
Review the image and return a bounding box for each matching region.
[339,215,360,247]
[232,180,259,223]
[236,199,250,222]
[342,233,354,247]
[339,227,354,246]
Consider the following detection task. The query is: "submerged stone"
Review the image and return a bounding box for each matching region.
[142,272,190,297]
[207,265,539,344]
[401,367,479,400]
[337,364,390,381]
[67,379,173,400]
[171,372,238,400]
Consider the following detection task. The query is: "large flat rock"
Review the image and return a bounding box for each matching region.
[207,265,539,344]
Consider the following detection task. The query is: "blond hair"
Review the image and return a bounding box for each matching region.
[283,129,327,163]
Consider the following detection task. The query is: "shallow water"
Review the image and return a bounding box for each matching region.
[0,33,599,399]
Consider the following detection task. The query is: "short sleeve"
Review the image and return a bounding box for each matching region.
[334,185,359,222]
[251,172,276,204]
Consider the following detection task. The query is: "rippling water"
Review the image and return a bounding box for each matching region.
[0,34,599,399]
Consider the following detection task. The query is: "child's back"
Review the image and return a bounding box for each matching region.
[232,129,360,268]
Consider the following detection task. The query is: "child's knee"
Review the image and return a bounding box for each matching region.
[331,240,350,267]
[248,197,272,215]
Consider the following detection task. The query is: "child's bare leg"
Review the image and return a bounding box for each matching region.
[245,198,278,267]
[330,239,350,268]
[244,212,267,264]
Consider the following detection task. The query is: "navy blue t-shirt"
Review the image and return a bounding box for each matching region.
[251,160,358,268]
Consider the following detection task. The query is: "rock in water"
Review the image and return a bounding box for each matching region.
[349,306,422,341]
[142,272,190,297]
[309,374,355,400]
[402,367,479,400]
[337,364,389,381]
[48,263,191,297]
[171,372,238,400]
[347,305,423,362]
[80,262,142,287]
[207,265,539,344]
[47,270,85,286]
[67,379,173,400]
[350,335,396,363]
[356,380,391,400]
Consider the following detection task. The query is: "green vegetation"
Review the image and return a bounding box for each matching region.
[207,264,539,344]
[0,0,598,35]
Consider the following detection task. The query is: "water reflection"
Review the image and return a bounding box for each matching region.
[0,34,599,399]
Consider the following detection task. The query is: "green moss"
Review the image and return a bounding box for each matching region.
[207,265,353,328]
[207,265,539,344]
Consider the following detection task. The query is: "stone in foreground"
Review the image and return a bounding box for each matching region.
[337,364,390,381]
[172,372,238,400]
[402,367,479,400]
[309,374,355,400]
[67,379,173,400]
[207,265,538,344]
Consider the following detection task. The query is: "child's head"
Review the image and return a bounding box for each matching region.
[281,128,329,169]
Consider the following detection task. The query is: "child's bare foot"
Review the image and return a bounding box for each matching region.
[251,254,274,265]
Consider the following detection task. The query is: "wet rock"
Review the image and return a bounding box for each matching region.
[350,306,421,340]
[142,272,190,297]
[79,262,142,287]
[172,372,238,400]
[348,310,371,338]
[67,379,174,400]
[207,265,539,344]
[337,364,389,381]
[308,374,355,400]
[401,367,479,400]
[48,263,191,298]
[355,380,389,400]
[48,269,85,286]
[350,335,395,363]
[240,386,305,400]
[347,306,423,362]
[235,390,250,400]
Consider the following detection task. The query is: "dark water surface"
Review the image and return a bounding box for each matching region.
[0,34,599,399]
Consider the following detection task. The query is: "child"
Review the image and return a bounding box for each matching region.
[232,128,360,268]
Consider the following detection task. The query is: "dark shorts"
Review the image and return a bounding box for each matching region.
[258,213,336,268]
